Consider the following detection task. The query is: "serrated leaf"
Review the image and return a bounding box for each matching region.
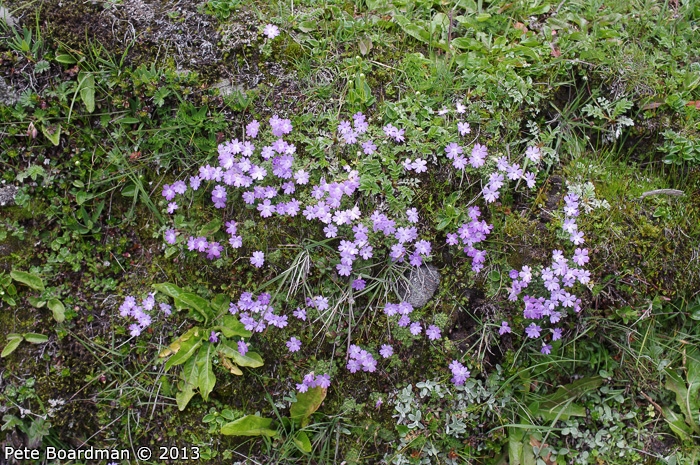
[23,333,48,344]
[2,338,23,358]
[293,431,312,453]
[153,282,184,299]
[47,298,65,323]
[78,72,95,113]
[165,337,202,371]
[11,270,45,291]
[196,344,216,402]
[221,415,277,437]
[177,292,213,322]
[290,386,326,427]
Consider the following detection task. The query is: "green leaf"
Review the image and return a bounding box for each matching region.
[121,183,136,197]
[293,431,312,453]
[176,356,199,411]
[298,20,316,32]
[290,386,326,427]
[40,123,61,146]
[159,327,201,358]
[47,298,66,323]
[165,337,202,371]
[1,337,23,358]
[196,344,216,402]
[230,350,264,368]
[78,72,95,113]
[177,292,214,322]
[55,53,77,64]
[119,116,140,124]
[198,218,222,237]
[23,333,48,344]
[75,191,89,206]
[153,282,184,299]
[221,415,277,437]
[210,294,230,314]
[11,270,45,291]
[220,315,251,338]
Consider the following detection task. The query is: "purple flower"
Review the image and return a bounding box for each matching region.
[293,307,306,321]
[573,248,589,266]
[129,324,142,337]
[209,331,219,343]
[362,140,377,155]
[246,120,260,138]
[162,184,176,201]
[315,374,331,388]
[250,251,265,268]
[411,159,427,173]
[525,323,541,339]
[449,360,470,386]
[499,321,512,335]
[296,383,309,393]
[165,229,177,244]
[352,278,366,291]
[444,142,463,159]
[541,343,552,355]
[426,325,441,340]
[379,344,393,358]
[526,146,541,163]
[570,231,585,245]
[410,322,422,336]
[172,181,187,194]
[206,241,223,260]
[166,202,178,214]
[286,337,301,353]
[238,340,248,356]
[458,122,471,135]
[263,24,280,39]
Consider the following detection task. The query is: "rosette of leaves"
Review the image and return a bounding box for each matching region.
[153,282,263,411]
[220,387,327,454]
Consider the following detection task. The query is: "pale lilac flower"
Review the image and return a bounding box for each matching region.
[206,241,223,260]
[315,374,331,388]
[129,324,142,337]
[362,140,377,155]
[165,229,177,244]
[379,344,393,358]
[229,235,243,248]
[499,321,511,335]
[426,325,441,340]
[406,208,419,223]
[238,340,248,356]
[263,24,280,39]
[411,159,428,173]
[444,142,463,159]
[456,102,466,114]
[458,122,471,135]
[293,307,306,321]
[570,231,585,245]
[573,248,589,266]
[438,107,449,116]
[410,322,422,336]
[352,278,366,291]
[172,181,187,194]
[551,328,562,341]
[167,202,178,214]
[526,146,541,163]
[190,175,201,190]
[286,337,301,352]
[162,184,176,201]
[209,331,219,343]
[525,323,541,338]
[250,251,265,268]
[524,172,536,188]
[541,343,552,355]
[246,120,260,138]
[296,383,308,393]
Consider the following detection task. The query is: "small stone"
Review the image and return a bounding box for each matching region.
[0,77,19,107]
[398,264,440,308]
[0,186,18,207]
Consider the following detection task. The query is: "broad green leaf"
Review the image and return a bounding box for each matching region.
[119,116,140,124]
[221,415,277,437]
[230,350,264,368]
[176,384,196,411]
[663,407,691,440]
[177,292,213,322]
[198,218,222,236]
[165,337,202,371]
[210,294,230,314]
[121,183,136,197]
[55,54,77,64]
[23,333,48,344]
[290,386,326,427]
[10,270,45,291]
[1,338,22,358]
[159,327,201,358]
[153,282,184,299]
[78,72,95,113]
[196,344,216,401]
[220,315,251,338]
[298,20,316,32]
[293,431,312,453]
[176,356,199,411]
[47,298,65,323]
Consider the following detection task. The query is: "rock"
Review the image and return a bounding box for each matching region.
[0,185,18,207]
[398,264,440,308]
[0,77,19,107]
[0,6,17,28]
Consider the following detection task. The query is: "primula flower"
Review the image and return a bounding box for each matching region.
[246,120,260,138]
[456,102,466,114]
[526,146,541,163]
[525,323,541,338]
[362,140,377,155]
[167,202,178,214]
[426,325,441,340]
[263,24,280,39]
[250,251,265,268]
[286,337,301,352]
[162,184,176,201]
[209,331,219,343]
[541,343,552,355]
[379,344,393,358]
[570,231,585,245]
[165,229,177,244]
[499,321,512,335]
[458,122,471,136]
[293,307,306,320]
[411,159,428,173]
[238,340,248,356]
[410,322,422,336]
[352,278,366,291]
[406,208,419,223]
[449,360,470,386]
[551,328,562,341]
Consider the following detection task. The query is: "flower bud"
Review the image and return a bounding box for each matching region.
[28,122,37,139]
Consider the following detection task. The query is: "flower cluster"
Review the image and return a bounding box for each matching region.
[119,293,171,337]
[445,206,492,273]
[448,360,470,386]
[229,292,288,332]
[347,344,378,373]
[296,373,331,393]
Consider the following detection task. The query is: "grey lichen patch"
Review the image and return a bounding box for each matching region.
[0,5,17,28]
[0,185,18,207]
[398,264,440,308]
[0,77,19,106]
